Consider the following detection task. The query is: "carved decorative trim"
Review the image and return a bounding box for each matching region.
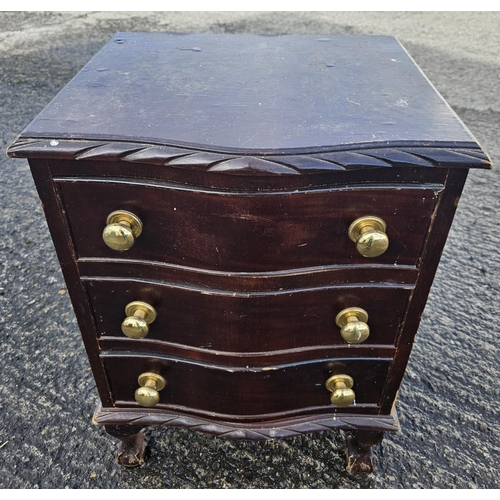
[93,406,400,439]
[7,138,492,174]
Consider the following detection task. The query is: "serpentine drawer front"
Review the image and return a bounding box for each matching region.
[85,278,412,349]
[7,33,492,473]
[102,354,392,415]
[56,178,442,270]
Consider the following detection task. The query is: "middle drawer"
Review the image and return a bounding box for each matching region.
[85,278,412,351]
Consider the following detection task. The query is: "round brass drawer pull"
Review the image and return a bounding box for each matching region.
[121,301,157,339]
[335,307,370,344]
[326,374,355,407]
[135,372,166,407]
[348,216,389,258]
[102,210,143,251]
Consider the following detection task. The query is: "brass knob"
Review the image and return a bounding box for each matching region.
[348,216,389,258]
[103,210,143,251]
[335,307,370,344]
[325,374,355,407]
[135,372,166,407]
[121,301,157,339]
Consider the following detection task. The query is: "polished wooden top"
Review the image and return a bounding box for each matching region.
[9,33,487,157]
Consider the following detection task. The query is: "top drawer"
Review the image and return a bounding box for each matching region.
[56,178,442,273]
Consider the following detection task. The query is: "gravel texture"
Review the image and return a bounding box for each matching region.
[0,11,499,489]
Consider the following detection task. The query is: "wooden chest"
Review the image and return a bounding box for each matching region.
[7,33,492,473]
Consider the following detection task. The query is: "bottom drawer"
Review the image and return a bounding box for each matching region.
[102,354,392,419]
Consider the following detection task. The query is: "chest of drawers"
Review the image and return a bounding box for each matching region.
[7,33,492,474]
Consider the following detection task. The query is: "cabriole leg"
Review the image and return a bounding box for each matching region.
[105,424,147,467]
[345,430,384,473]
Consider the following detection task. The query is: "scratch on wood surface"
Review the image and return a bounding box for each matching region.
[241,130,260,146]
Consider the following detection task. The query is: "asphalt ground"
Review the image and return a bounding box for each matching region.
[0,11,499,489]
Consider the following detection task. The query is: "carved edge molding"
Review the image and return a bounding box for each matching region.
[93,406,400,439]
[7,138,492,175]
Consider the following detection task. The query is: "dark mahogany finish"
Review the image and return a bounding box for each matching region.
[102,354,392,416]
[86,278,412,350]
[10,34,483,151]
[7,33,492,473]
[57,177,441,271]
